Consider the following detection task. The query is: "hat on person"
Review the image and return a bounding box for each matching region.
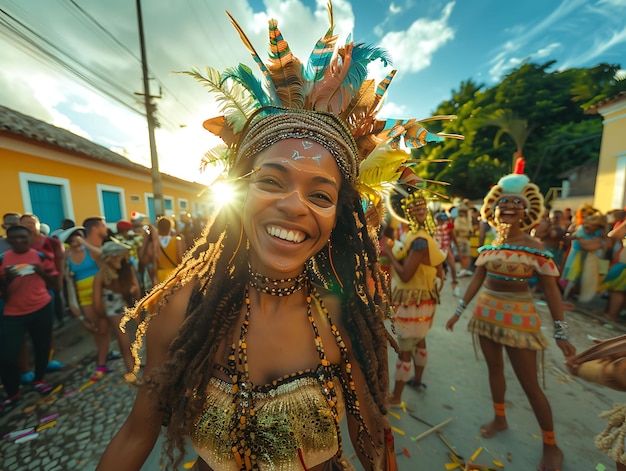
[101,239,131,259]
[57,226,86,243]
[116,220,133,232]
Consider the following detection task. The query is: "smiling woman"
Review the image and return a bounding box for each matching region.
[95,2,462,470]
[446,158,576,471]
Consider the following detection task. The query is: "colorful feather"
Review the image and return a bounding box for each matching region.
[303,2,338,83]
[181,66,256,134]
[358,143,407,198]
[309,43,355,114]
[342,43,392,96]
[199,143,231,174]
[267,19,306,109]
[226,10,279,104]
[222,64,273,108]
[373,70,397,108]
[341,79,376,124]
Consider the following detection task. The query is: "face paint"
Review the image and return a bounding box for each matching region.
[242,138,341,277]
[290,149,322,166]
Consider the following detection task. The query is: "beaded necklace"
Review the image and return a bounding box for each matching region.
[228,282,365,471]
[248,266,307,296]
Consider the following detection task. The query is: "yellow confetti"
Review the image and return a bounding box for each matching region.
[388,411,401,419]
[390,426,405,436]
[470,446,483,462]
[493,459,504,467]
[401,401,407,412]
[36,420,57,432]
[78,380,95,392]
[183,459,197,469]
[532,434,540,440]
[50,384,63,395]
[450,386,456,391]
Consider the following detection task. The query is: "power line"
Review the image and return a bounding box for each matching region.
[0,10,144,115]
[64,0,198,120]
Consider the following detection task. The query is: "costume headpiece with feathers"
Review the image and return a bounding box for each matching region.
[185,1,463,212]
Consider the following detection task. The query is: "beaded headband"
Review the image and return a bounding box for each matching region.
[184,1,463,206]
[234,107,359,183]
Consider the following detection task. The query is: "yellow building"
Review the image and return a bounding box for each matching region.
[0,105,211,232]
[587,92,626,212]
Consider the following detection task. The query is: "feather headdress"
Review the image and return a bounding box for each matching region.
[185,1,463,204]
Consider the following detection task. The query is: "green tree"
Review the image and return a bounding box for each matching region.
[410,61,618,199]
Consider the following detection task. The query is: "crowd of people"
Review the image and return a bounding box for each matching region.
[0,211,205,412]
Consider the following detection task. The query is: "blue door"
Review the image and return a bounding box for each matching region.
[102,190,122,223]
[146,197,171,222]
[28,181,65,231]
[147,196,155,223]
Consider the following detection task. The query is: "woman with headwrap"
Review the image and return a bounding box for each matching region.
[97,4,464,470]
[446,159,576,471]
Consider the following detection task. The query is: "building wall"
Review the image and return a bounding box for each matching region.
[593,97,626,212]
[1,136,210,231]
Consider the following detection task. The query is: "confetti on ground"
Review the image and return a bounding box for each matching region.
[36,420,57,432]
[470,447,483,462]
[3,427,35,440]
[50,384,63,395]
[390,426,405,436]
[40,413,59,423]
[78,380,95,392]
[450,386,456,391]
[388,410,401,419]
[595,463,606,471]
[14,432,39,444]
[183,459,197,469]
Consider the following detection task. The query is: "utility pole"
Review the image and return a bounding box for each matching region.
[136,0,164,218]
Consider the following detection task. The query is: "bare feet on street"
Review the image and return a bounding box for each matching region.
[537,444,563,471]
[479,417,508,438]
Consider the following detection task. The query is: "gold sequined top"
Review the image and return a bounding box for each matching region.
[191,366,345,471]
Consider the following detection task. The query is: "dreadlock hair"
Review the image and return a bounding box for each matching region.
[121,118,393,470]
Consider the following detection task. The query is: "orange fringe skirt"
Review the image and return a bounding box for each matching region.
[468,288,548,351]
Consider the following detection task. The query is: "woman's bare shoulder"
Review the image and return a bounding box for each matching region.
[145,281,196,351]
[522,234,545,251]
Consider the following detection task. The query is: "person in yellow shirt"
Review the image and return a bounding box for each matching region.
[155,217,185,283]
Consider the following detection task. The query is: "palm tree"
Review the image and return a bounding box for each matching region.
[479,109,535,171]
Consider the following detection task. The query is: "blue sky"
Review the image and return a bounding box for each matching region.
[1,0,625,183]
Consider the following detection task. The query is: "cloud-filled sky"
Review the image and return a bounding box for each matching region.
[1,0,625,183]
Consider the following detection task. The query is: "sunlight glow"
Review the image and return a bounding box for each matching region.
[209,180,238,208]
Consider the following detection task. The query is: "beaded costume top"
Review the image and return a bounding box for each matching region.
[190,366,345,471]
[476,244,559,281]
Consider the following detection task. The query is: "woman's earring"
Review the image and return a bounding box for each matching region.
[328,241,343,290]
[228,217,244,265]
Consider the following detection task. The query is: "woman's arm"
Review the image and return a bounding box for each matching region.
[445,265,487,331]
[96,281,194,470]
[538,274,576,358]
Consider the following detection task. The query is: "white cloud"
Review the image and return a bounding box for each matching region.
[376,1,455,74]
